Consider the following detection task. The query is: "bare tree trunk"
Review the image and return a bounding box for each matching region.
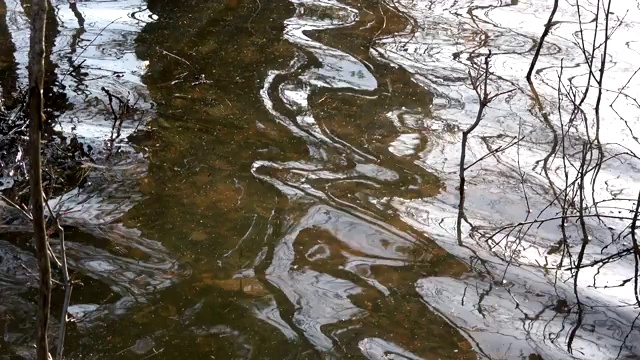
[27,0,51,359]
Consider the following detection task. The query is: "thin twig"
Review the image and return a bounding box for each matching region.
[0,194,32,219]
[157,48,197,72]
[56,285,73,360]
[247,0,262,34]
[61,17,122,83]
[458,52,492,245]
[630,191,640,307]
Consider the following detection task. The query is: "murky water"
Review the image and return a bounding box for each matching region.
[2,0,640,359]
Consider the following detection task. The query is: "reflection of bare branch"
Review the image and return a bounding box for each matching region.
[616,312,640,360]
[630,191,640,306]
[100,87,142,161]
[526,0,559,82]
[457,50,516,246]
[68,1,84,27]
[370,0,387,48]
[464,135,524,171]
[610,66,640,107]
[486,214,636,241]
[567,145,590,353]
[457,51,491,246]
[60,17,121,83]
[44,192,72,360]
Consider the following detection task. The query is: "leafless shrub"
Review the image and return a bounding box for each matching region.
[459,0,638,355]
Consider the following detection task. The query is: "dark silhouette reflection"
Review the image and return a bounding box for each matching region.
[0,0,17,107]
[0,0,73,200]
[69,1,85,28]
[15,0,69,123]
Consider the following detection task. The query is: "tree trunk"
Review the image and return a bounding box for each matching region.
[27,0,51,359]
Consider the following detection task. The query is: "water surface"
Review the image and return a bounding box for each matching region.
[1,0,640,359]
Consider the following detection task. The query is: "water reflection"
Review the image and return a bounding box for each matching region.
[1,0,639,358]
[266,204,415,350]
[0,1,185,357]
[372,0,640,358]
[123,0,474,357]
[0,0,18,106]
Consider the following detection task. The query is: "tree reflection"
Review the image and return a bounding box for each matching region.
[0,0,17,107]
